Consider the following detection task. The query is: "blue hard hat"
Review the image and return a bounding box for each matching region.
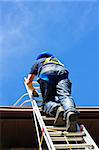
[36,52,53,60]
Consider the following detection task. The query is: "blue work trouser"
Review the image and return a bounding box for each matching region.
[38,65,78,117]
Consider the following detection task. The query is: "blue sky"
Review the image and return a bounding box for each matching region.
[0,1,99,106]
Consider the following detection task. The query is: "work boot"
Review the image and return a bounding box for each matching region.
[65,111,78,132]
[54,106,64,126]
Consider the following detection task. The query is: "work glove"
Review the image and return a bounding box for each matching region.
[32,89,39,97]
[24,78,39,97]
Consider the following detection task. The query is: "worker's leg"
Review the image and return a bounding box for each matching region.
[43,101,60,116]
[56,78,79,117]
[56,78,80,131]
[38,78,60,116]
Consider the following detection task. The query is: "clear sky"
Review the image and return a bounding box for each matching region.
[0,0,99,106]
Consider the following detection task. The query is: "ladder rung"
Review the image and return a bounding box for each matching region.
[32,81,38,84]
[34,86,40,90]
[54,143,94,149]
[36,99,43,102]
[46,126,66,131]
[42,116,55,121]
[51,136,83,142]
[49,131,85,137]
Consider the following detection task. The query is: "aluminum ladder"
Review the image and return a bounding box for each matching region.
[14,80,99,150]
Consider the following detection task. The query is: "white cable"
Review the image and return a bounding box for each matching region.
[13,93,28,106]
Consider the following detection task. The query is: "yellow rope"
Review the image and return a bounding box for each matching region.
[64,135,72,150]
[40,134,44,147]
[39,128,44,149]
[47,128,73,150]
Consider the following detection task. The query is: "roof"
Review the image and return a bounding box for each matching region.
[0,106,99,148]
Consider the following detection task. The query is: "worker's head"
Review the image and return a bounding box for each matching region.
[36,52,53,60]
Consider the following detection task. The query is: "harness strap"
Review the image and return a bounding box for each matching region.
[43,57,64,66]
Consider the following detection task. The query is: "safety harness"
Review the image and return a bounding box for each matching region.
[43,56,64,66]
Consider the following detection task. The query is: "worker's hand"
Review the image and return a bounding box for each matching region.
[24,77,39,97]
[32,89,39,97]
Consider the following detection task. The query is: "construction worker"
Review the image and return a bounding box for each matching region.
[25,52,79,132]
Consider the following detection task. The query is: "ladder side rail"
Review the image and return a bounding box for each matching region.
[24,79,55,150]
[83,125,99,150]
[32,103,42,150]
[31,100,55,150]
